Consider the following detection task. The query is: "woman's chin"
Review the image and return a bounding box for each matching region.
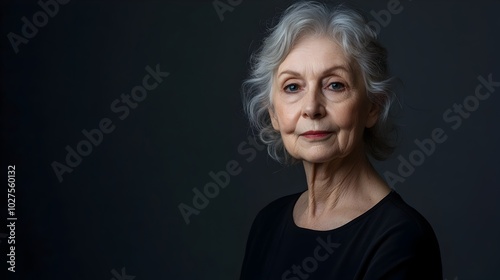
[296,152,338,164]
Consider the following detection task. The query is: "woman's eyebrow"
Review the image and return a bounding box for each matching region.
[323,65,350,75]
[278,65,351,78]
[278,70,301,78]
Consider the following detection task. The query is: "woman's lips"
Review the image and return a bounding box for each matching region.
[300,130,333,139]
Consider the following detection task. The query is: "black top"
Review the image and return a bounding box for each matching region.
[240,190,442,280]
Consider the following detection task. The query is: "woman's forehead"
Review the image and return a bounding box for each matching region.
[277,36,354,76]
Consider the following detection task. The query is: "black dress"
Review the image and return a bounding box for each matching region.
[240,190,442,280]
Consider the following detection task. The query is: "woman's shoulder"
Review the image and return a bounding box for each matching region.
[256,191,302,218]
[249,191,303,228]
[362,191,443,277]
[380,191,437,234]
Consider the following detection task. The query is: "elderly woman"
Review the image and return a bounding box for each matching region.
[239,1,442,279]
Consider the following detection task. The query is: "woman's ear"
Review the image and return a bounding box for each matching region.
[268,107,280,130]
[366,102,380,128]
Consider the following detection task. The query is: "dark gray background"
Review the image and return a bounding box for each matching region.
[1,0,499,279]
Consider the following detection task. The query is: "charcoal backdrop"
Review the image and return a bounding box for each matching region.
[1,0,499,279]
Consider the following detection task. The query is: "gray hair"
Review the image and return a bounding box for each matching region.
[242,1,396,164]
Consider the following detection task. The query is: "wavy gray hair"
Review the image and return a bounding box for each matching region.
[242,1,396,164]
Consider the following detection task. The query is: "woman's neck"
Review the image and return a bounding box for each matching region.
[300,149,390,219]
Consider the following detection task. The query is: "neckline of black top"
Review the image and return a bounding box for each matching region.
[287,190,397,233]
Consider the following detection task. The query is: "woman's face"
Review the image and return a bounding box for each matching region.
[270,35,379,163]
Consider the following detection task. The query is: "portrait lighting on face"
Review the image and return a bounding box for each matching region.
[239,2,442,279]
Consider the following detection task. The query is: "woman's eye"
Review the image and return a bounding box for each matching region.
[284,83,300,93]
[327,82,346,91]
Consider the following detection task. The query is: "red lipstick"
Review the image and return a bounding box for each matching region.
[300,130,333,139]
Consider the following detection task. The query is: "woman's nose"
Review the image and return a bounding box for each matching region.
[302,85,326,119]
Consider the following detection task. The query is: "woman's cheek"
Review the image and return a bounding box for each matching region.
[278,107,300,134]
[334,101,364,129]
